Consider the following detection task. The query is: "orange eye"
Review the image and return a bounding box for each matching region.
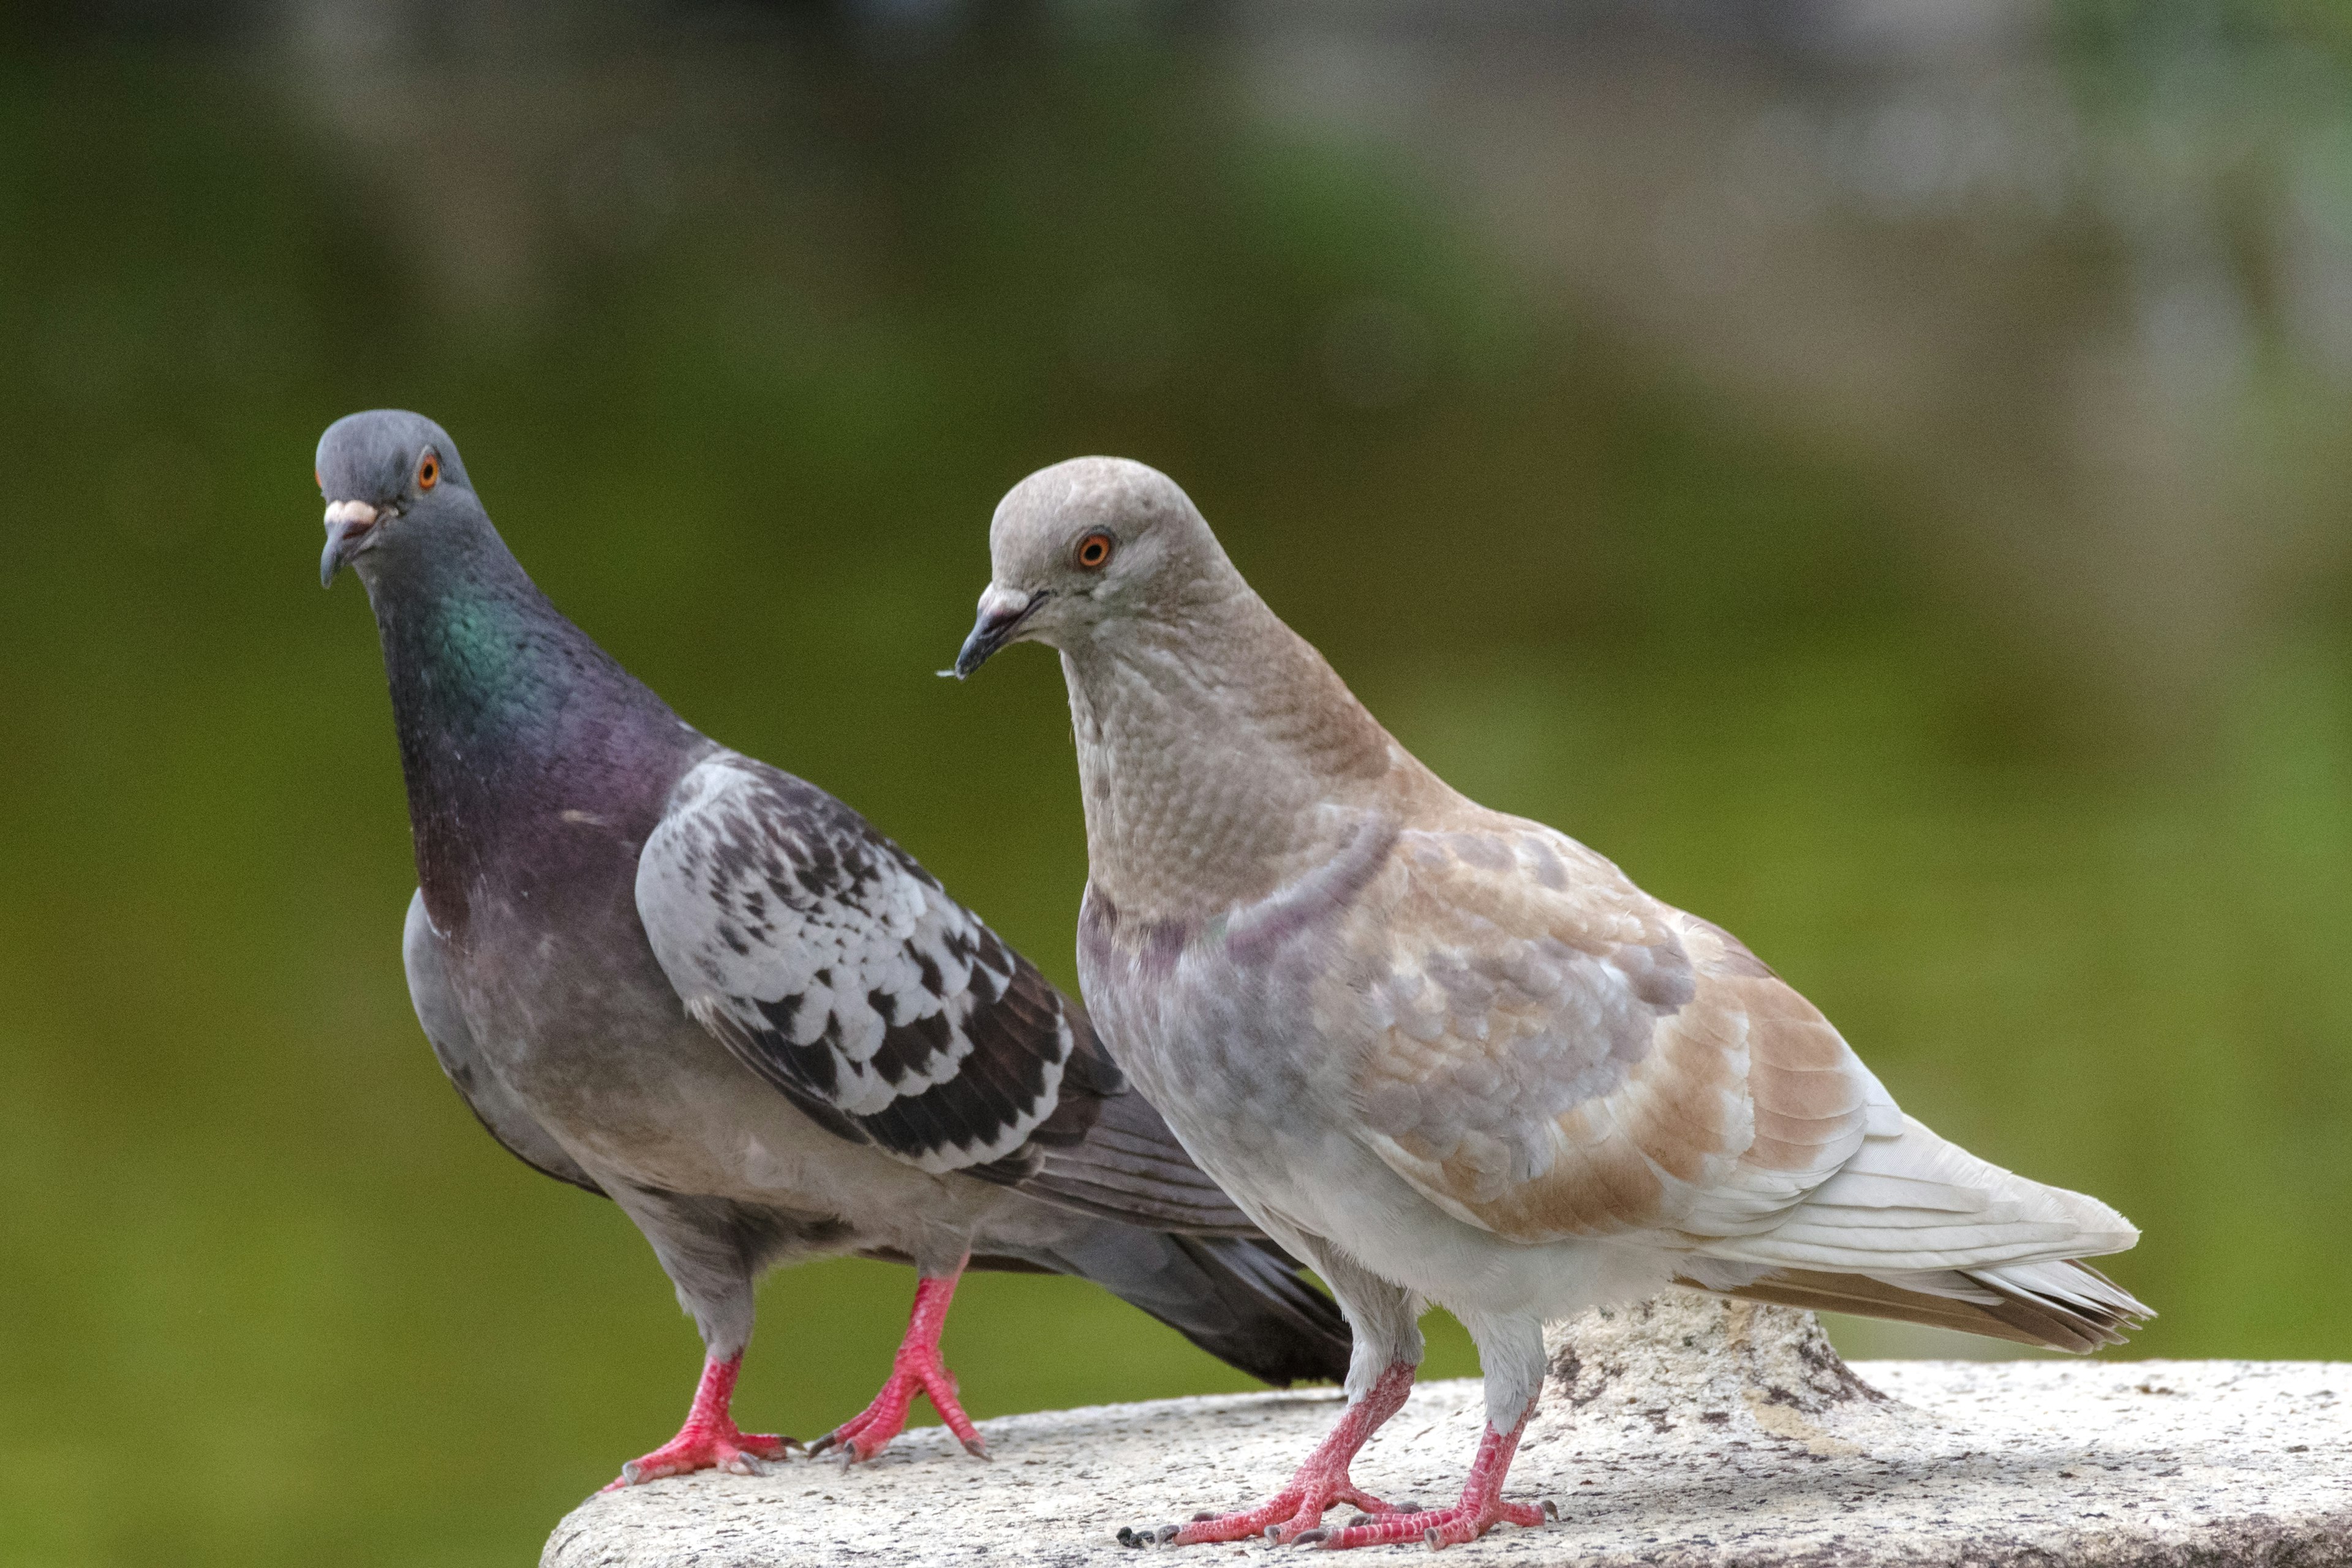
[417,451,440,491]
[1075,531,1114,570]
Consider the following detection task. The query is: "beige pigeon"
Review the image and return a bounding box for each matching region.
[951,456,2149,1551]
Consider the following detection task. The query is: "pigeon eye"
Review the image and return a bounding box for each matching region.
[417,452,440,492]
[1074,532,1114,571]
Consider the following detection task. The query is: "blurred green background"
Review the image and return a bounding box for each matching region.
[4,0,2351,1562]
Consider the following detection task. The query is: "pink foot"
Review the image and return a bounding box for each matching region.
[603,1354,797,1490]
[1299,1493,1554,1549]
[1167,1474,1400,1546]
[809,1268,988,1462]
[1295,1414,1553,1550]
[1151,1363,1417,1547]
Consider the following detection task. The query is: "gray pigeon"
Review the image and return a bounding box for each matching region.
[315,413,1348,1489]
[952,457,2150,1550]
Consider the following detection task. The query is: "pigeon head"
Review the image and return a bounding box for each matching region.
[314,409,483,589]
[952,456,1237,677]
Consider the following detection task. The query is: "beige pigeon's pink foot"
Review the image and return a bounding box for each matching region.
[1161,1474,1399,1547]
[1138,1362,1415,1547]
[810,1268,988,1462]
[1295,1414,1553,1550]
[603,1354,797,1490]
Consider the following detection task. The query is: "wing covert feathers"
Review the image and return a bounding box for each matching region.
[638,753,1075,1174]
[1354,824,1870,1242]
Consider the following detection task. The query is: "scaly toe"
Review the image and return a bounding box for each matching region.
[739,1433,799,1461]
[1298,1505,1474,1550]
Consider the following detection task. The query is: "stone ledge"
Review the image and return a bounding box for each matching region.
[544,1305,2349,1567]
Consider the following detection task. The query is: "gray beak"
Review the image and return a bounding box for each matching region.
[951,586,1047,679]
[319,500,379,587]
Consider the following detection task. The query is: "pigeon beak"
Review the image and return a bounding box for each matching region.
[951,586,1047,679]
[320,499,380,587]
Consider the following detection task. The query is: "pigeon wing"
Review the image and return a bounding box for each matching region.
[1344,820,1874,1243]
[636,753,1074,1174]
[1346,819,2139,1289]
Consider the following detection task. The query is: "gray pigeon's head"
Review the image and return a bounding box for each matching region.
[952,456,1232,677]
[314,409,484,589]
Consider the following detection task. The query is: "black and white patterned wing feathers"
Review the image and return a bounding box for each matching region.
[636,753,1071,1174]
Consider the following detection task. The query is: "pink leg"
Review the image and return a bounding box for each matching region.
[810,1265,988,1462]
[1297,1409,1554,1550]
[603,1354,797,1490]
[1155,1362,1417,1546]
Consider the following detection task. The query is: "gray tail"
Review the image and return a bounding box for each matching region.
[1683,1258,2151,1353]
[1044,1226,1351,1387]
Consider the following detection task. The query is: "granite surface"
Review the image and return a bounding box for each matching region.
[543,1299,2348,1567]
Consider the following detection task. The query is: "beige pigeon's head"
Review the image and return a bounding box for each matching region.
[951,456,1234,677]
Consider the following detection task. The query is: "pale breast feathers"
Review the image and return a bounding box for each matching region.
[1350,824,1872,1242]
[635,754,1072,1174]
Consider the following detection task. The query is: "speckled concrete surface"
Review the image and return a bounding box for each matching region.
[543,1302,2349,1567]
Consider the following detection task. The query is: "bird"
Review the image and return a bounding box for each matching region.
[949,456,2152,1550]
[314,412,1350,1491]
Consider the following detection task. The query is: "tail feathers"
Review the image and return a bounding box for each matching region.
[1050,1226,1351,1387]
[1676,1102,2150,1353]
[1679,1256,2152,1352]
[1697,1114,2139,1276]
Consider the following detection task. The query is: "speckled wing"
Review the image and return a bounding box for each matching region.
[635,753,1073,1175]
[1346,821,1874,1243]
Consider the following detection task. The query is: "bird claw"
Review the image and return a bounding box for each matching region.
[1173,1478,1400,1547]
[1167,1364,1419,1546]
[820,1341,987,1463]
[1300,1494,1551,1550]
[605,1428,797,1491]
[598,1354,801,1491]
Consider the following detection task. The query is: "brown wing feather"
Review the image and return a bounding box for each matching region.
[1350,820,1869,1243]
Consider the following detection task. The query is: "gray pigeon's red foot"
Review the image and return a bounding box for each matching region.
[812,1268,988,1461]
[603,1354,797,1490]
[1166,1362,1416,1546]
[1295,1415,1553,1550]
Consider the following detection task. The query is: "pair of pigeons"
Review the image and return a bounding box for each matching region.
[318,410,2146,1548]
